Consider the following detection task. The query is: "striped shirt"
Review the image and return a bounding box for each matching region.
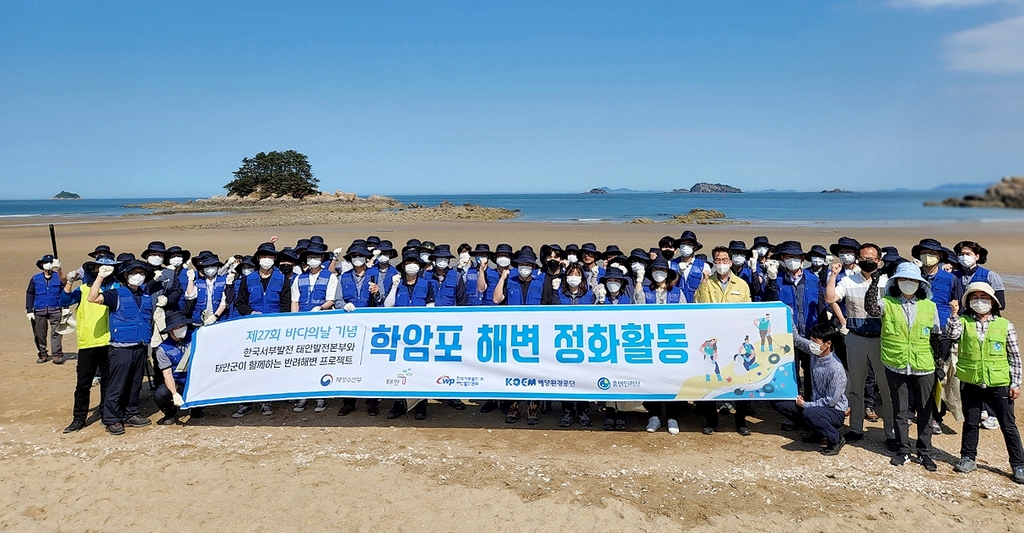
[946,315,1022,389]
[805,351,849,413]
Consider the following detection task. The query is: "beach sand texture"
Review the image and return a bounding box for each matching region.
[2,214,1024,532]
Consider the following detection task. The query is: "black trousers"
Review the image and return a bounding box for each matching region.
[153,383,176,417]
[886,369,935,458]
[960,383,1024,468]
[32,309,63,357]
[103,344,147,425]
[796,348,812,398]
[700,401,750,429]
[72,346,109,421]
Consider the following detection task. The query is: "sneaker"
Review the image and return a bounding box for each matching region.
[929,419,942,435]
[413,403,427,420]
[232,405,252,418]
[890,454,910,466]
[921,457,938,472]
[314,399,328,412]
[386,401,406,419]
[615,419,627,431]
[52,355,65,365]
[843,431,865,442]
[953,457,977,474]
[577,410,592,427]
[106,422,125,435]
[1013,466,1024,484]
[505,403,521,424]
[667,419,680,435]
[821,437,846,456]
[446,399,466,410]
[293,400,309,412]
[157,415,177,426]
[92,376,101,387]
[603,418,615,431]
[981,416,1000,430]
[701,426,715,435]
[367,402,380,417]
[260,403,273,416]
[337,404,355,417]
[864,407,880,422]
[645,416,661,433]
[558,410,574,428]
[885,438,900,453]
[124,415,151,427]
[737,426,752,436]
[36,355,49,364]
[63,419,86,434]
[480,400,499,414]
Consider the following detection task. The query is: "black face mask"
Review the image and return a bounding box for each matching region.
[279,263,294,272]
[661,250,675,260]
[546,259,561,273]
[858,260,878,273]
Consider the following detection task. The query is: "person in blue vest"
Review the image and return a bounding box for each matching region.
[192,254,230,326]
[641,258,687,434]
[551,262,595,428]
[578,243,605,294]
[87,258,160,435]
[495,249,545,306]
[627,248,650,289]
[952,240,1005,310]
[429,244,467,307]
[27,253,66,363]
[674,231,710,302]
[764,241,821,401]
[806,245,830,292]
[369,241,399,301]
[224,255,255,320]
[418,241,436,277]
[455,243,473,273]
[335,243,384,417]
[727,240,756,294]
[383,250,436,420]
[462,243,494,307]
[830,237,861,285]
[290,243,338,413]
[595,270,632,305]
[152,308,207,425]
[232,243,290,418]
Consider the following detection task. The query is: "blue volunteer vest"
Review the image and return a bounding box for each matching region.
[506,273,545,306]
[558,290,595,305]
[340,269,372,308]
[481,269,500,306]
[31,272,63,310]
[928,269,955,327]
[246,270,285,314]
[110,284,153,344]
[394,277,431,307]
[603,290,632,304]
[462,267,484,306]
[192,275,227,322]
[777,269,819,336]
[678,258,706,302]
[297,269,331,312]
[431,270,461,307]
[374,264,398,295]
[644,286,684,304]
[159,338,189,389]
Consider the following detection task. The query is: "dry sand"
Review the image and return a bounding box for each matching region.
[2,213,1024,532]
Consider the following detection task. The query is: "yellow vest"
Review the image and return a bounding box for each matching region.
[694,274,751,303]
[75,283,111,349]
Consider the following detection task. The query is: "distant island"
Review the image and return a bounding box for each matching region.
[584,188,609,194]
[925,176,1024,208]
[821,188,851,194]
[672,183,743,194]
[52,191,81,200]
[583,186,664,194]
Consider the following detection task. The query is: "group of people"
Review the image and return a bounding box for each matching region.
[27,230,1023,483]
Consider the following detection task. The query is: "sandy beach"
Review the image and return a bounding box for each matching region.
[3,213,1024,532]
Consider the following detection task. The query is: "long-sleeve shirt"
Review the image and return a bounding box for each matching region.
[804,351,849,413]
[863,273,946,373]
[946,315,1022,389]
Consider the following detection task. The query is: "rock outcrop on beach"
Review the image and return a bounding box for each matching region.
[51,191,81,200]
[627,208,746,225]
[128,192,519,229]
[671,183,743,194]
[927,176,1024,208]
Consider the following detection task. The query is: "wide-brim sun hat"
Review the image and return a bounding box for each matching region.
[962,281,1001,310]
[885,261,932,299]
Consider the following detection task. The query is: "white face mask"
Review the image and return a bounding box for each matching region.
[970,298,992,315]
[679,245,694,257]
[518,266,533,279]
[42,262,53,271]
[172,326,188,339]
[652,271,668,283]
[351,257,367,267]
[147,255,164,267]
[242,268,255,276]
[419,252,431,263]
[631,262,645,273]
[784,258,803,272]
[898,280,919,296]
[405,263,420,276]
[715,263,731,276]
[566,254,578,263]
[306,258,322,269]
[459,252,471,263]
[606,281,622,294]
[754,247,769,257]
[435,259,449,270]
[259,258,276,270]
[128,273,146,287]
[839,253,855,265]
[731,254,746,266]
[496,256,511,268]
[378,255,391,265]
[808,341,826,356]
[810,257,826,267]
[169,257,183,268]
[203,266,218,277]
[565,275,582,287]
[958,254,976,268]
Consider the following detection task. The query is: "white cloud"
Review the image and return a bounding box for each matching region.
[946,16,1024,73]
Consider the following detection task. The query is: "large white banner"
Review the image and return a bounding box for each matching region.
[181,303,797,408]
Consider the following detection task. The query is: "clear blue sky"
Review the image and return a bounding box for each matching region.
[1,1,1022,198]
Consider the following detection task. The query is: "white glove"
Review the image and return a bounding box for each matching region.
[293,265,302,276]
[185,267,196,281]
[766,260,779,280]
[97,265,115,279]
[551,278,561,290]
[66,270,80,281]
[594,284,607,301]
[225,271,236,285]
[635,266,645,279]
[62,308,72,317]
[27,312,35,321]
[51,258,61,270]
[224,256,238,268]
[392,273,402,286]
[153,269,163,281]
[839,325,850,336]
[311,306,322,312]
[203,314,218,325]
[333,247,344,259]
[156,295,168,307]
[343,302,355,312]
[172,393,184,407]
[912,258,923,268]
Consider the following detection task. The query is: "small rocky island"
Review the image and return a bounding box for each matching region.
[671,182,743,194]
[584,188,609,194]
[821,188,851,193]
[926,176,1024,208]
[52,191,81,200]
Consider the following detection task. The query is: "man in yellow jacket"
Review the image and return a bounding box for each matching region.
[694,246,753,436]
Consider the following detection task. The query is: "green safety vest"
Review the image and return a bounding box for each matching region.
[956,316,1011,387]
[880,296,936,372]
